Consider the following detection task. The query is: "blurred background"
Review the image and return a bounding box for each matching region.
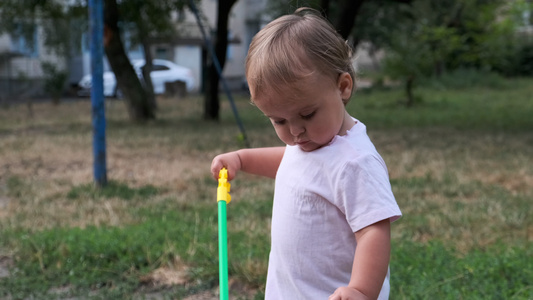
[0,0,532,299]
[1,0,532,118]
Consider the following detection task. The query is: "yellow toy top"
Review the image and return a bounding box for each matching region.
[217,168,231,203]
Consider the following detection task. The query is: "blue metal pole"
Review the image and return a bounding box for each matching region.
[89,0,107,186]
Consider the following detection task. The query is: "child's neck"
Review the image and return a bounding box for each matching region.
[338,111,356,136]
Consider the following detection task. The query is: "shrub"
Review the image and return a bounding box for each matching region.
[41,61,68,104]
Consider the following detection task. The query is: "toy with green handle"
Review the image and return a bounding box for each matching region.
[217,168,231,300]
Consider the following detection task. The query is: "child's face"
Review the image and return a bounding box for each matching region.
[251,72,353,152]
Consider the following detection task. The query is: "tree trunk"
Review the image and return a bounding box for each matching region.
[204,64,220,120]
[405,75,415,107]
[434,60,444,78]
[204,0,237,121]
[320,0,331,17]
[104,0,154,121]
[138,13,157,110]
[334,0,365,39]
[140,41,156,110]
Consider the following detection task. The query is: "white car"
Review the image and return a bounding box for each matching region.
[78,59,196,97]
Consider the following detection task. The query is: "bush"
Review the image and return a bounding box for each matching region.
[515,40,533,75]
[41,61,68,104]
[486,34,533,77]
[508,38,533,76]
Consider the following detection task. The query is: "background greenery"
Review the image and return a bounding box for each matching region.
[0,72,532,299]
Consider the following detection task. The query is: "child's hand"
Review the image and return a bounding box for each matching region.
[211,151,242,181]
[328,287,370,300]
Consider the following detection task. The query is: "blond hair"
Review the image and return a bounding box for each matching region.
[245,7,356,104]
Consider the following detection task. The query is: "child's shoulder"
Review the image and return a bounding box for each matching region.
[319,132,386,174]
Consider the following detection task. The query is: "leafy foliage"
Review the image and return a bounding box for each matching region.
[41,61,68,104]
[379,0,524,106]
[0,0,87,57]
[109,0,188,50]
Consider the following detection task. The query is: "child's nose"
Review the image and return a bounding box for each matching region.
[289,123,305,137]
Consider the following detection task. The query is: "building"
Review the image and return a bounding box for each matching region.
[0,22,68,101]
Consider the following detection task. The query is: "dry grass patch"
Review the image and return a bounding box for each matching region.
[369,129,533,251]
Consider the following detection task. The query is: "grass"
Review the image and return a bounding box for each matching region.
[353,77,533,131]
[0,75,532,299]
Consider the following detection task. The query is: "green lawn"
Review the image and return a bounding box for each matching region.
[0,76,532,299]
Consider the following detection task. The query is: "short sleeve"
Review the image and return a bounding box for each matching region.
[333,154,402,233]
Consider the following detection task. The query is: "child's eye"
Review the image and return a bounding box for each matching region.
[301,111,316,120]
[273,119,286,125]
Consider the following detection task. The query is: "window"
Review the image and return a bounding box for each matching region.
[226,31,234,60]
[152,64,169,71]
[156,47,169,60]
[11,23,39,57]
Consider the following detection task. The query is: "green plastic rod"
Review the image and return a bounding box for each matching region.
[217,168,231,300]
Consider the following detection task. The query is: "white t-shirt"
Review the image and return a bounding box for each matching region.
[265,120,402,299]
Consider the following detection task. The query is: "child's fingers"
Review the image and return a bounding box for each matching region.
[211,161,233,181]
[211,153,240,181]
[328,287,369,300]
[210,159,225,180]
[226,168,237,181]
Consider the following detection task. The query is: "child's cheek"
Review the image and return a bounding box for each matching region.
[276,128,293,145]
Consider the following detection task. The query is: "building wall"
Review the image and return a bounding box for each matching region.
[177,0,267,90]
[174,45,201,89]
[0,21,72,101]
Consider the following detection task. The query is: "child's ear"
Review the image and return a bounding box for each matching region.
[337,72,353,100]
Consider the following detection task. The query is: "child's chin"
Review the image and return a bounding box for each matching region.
[298,143,322,152]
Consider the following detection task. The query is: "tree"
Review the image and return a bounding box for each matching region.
[201,0,239,121]
[104,0,154,121]
[330,0,365,39]
[266,0,413,45]
[111,0,188,116]
[0,0,86,104]
[381,26,434,107]
[42,61,68,105]
[0,0,85,56]
[0,0,188,121]
[381,0,516,106]
[104,0,188,121]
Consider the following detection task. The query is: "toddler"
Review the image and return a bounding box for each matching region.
[211,7,401,300]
